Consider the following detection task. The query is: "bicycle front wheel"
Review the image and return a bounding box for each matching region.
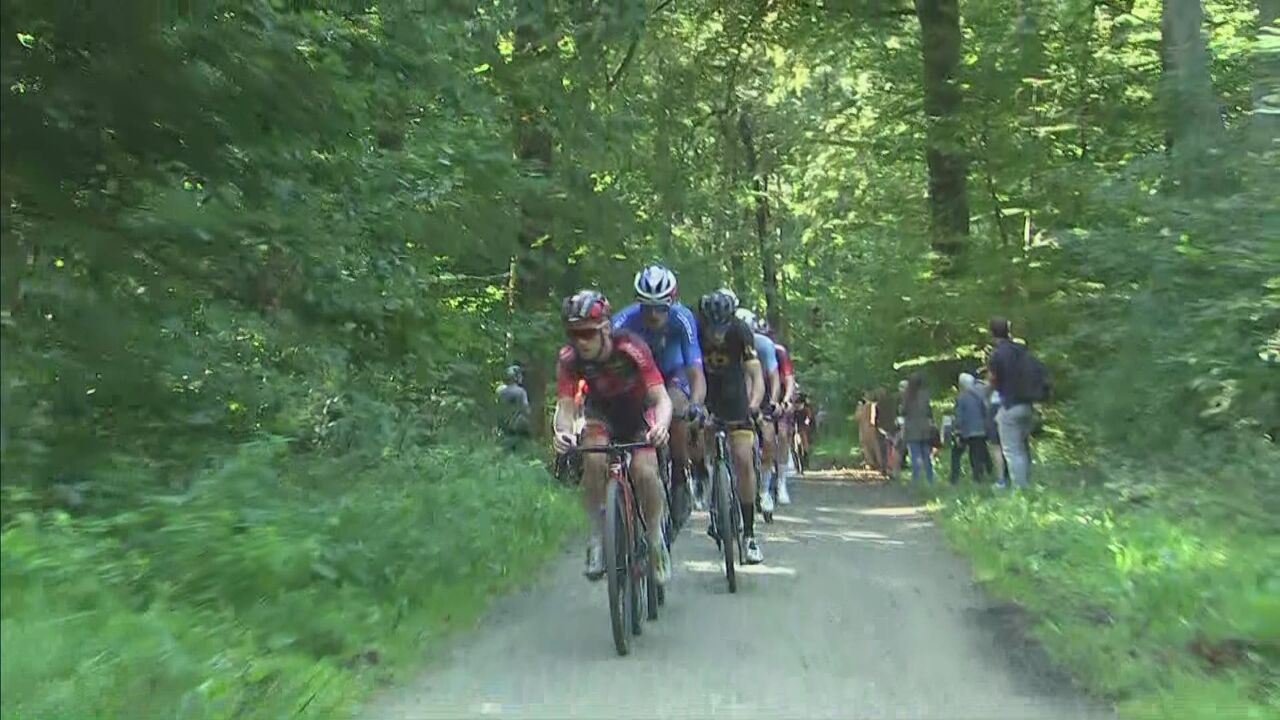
[712,457,737,593]
[604,478,633,655]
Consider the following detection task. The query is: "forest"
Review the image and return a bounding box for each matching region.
[1,0,1276,718]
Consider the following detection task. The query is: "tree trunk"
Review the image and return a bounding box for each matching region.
[738,111,779,328]
[1254,0,1280,148]
[511,1,558,437]
[1161,0,1228,191]
[915,0,969,257]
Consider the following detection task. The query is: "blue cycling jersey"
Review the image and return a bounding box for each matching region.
[753,332,779,374]
[612,302,704,390]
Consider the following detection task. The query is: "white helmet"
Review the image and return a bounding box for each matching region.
[634,264,678,306]
[735,308,757,327]
[718,287,739,308]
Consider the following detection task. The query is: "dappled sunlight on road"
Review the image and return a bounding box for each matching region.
[681,559,799,576]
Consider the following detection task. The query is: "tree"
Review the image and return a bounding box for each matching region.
[915,0,970,257]
[1161,0,1228,189]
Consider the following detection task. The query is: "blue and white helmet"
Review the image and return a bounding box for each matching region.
[634,264,678,306]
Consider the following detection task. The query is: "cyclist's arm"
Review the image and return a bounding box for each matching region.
[646,383,673,432]
[676,307,707,406]
[553,349,579,438]
[767,368,781,408]
[745,359,764,409]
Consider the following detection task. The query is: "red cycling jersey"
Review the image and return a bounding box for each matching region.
[774,343,795,379]
[557,331,664,406]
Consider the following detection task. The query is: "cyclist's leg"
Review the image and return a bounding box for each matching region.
[666,381,692,512]
[722,381,761,561]
[615,406,669,582]
[580,408,612,579]
[758,418,778,510]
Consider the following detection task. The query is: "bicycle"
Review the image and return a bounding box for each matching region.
[570,442,662,656]
[702,416,752,593]
[792,419,812,477]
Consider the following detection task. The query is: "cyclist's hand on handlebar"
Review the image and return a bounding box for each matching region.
[553,431,577,455]
[645,423,670,447]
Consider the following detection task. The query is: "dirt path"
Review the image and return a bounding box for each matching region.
[362,471,1112,719]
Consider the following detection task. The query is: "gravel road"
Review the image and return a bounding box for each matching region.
[363,471,1112,720]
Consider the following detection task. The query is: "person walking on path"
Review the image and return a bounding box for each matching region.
[986,317,1036,488]
[950,373,991,483]
[901,372,935,484]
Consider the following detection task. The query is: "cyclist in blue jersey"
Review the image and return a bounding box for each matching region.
[612,264,708,520]
[736,308,782,516]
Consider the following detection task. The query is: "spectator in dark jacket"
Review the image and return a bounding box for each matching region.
[901,372,935,484]
[949,373,991,483]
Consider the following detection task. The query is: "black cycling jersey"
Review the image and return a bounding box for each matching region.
[697,318,757,422]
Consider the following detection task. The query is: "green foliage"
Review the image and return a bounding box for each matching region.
[1,442,579,720]
[931,453,1280,718]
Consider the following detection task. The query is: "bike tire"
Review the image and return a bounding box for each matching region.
[631,524,646,635]
[645,539,660,621]
[713,458,737,593]
[604,479,632,656]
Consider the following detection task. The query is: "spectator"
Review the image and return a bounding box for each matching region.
[873,386,896,476]
[854,390,882,471]
[950,372,991,483]
[901,372,935,484]
[986,317,1035,488]
[496,364,530,440]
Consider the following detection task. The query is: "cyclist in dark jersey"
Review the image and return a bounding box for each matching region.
[696,290,766,564]
[552,290,673,584]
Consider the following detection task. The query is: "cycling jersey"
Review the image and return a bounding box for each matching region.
[753,332,779,374]
[557,331,663,439]
[698,318,758,423]
[611,302,703,394]
[773,343,794,380]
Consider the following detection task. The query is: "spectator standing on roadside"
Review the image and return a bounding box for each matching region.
[496,364,531,441]
[986,317,1039,488]
[855,390,882,471]
[901,372,935,484]
[950,373,991,483]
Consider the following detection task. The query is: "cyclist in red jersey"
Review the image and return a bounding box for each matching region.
[552,290,673,584]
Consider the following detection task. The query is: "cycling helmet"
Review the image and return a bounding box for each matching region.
[699,291,737,327]
[757,317,772,335]
[735,308,757,328]
[562,289,612,329]
[634,264,678,306]
[505,365,523,384]
[718,287,739,308]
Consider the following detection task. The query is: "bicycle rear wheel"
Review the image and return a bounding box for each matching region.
[712,457,737,593]
[604,479,632,656]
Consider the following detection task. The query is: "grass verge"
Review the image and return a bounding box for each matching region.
[926,458,1279,719]
[1,439,581,720]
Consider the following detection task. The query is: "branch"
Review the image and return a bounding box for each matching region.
[651,0,678,15]
[606,32,642,91]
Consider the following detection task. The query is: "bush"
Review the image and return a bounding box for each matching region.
[931,452,1280,718]
[0,441,579,720]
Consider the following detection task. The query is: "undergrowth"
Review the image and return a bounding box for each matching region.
[0,440,580,720]
[930,448,1280,719]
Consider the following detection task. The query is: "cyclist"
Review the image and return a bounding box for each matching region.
[761,321,797,504]
[552,290,674,585]
[698,290,766,564]
[793,391,816,474]
[736,308,782,516]
[611,265,708,520]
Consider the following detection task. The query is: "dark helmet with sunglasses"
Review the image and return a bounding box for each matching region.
[562,289,612,329]
[699,290,738,327]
